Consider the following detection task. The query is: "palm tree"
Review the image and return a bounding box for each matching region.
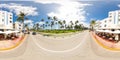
[90,20,96,31]
[70,21,73,29]
[17,11,28,31]
[58,21,63,29]
[48,16,51,20]
[51,21,54,29]
[46,21,49,26]
[75,20,79,25]
[74,20,79,30]
[24,24,29,31]
[63,20,66,29]
[48,16,53,30]
[36,23,39,30]
[53,16,57,21]
[45,21,49,29]
[53,16,58,29]
[41,19,45,30]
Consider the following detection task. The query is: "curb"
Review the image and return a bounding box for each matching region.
[90,32,120,51]
[0,35,28,51]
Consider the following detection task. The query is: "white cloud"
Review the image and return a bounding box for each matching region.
[0,3,38,16]
[36,21,45,25]
[24,20,33,24]
[34,0,92,27]
[118,4,120,8]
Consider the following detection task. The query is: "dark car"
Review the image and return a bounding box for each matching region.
[28,31,30,34]
[32,32,36,35]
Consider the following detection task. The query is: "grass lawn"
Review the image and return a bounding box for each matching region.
[34,29,83,37]
[37,29,82,34]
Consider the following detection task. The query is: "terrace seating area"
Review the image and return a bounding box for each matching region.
[0,30,20,40]
[95,29,120,43]
[96,32,117,43]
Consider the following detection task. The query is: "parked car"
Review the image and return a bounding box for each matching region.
[28,31,30,34]
[32,32,36,35]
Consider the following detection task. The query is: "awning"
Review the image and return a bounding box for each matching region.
[0,30,19,34]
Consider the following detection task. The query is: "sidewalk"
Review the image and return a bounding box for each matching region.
[91,32,120,51]
[0,35,26,51]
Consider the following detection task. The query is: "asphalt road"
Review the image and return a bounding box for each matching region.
[0,30,120,60]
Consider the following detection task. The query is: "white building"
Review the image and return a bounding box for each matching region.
[14,22,23,32]
[95,10,120,30]
[0,10,13,31]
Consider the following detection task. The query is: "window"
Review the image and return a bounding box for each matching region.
[109,16,112,18]
[109,19,111,22]
[2,19,4,22]
[104,25,106,27]
[104,21,107,23]
[10,17,12,19]
[119,19,120,21]
[10,21,12,23]
[109,13,112,15]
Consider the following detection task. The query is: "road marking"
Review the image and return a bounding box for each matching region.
[31,32,88,53]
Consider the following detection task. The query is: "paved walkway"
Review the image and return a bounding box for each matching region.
[0,36,24,50]
[91,32,120,51]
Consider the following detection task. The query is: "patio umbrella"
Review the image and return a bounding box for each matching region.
[111,30,120,34]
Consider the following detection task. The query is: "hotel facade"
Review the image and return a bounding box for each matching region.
[0,10,13,31]
[95,10,120,30]
[13,22,23,32]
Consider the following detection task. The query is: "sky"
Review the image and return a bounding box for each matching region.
[0,0,120,29]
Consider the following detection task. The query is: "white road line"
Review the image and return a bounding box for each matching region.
[31,32,88,53]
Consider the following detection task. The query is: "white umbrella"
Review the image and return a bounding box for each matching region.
[104,30,111,33]
[0,31,5,34]
[111,30,120,34]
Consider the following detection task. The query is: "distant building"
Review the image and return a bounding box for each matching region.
[13,22,23,32]
[0,10,13,31]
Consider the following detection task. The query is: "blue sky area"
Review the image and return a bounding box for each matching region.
[0,1,120,28]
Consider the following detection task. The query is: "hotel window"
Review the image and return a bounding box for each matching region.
[10,21,12,23]
[10,17,12,19]
[109,13,112,15]
[104,25,106,27]
[109,20,111,22]
[119,12,120,14]
[2,19,4,22]
[104,21,106,23]
[109,16,112,18]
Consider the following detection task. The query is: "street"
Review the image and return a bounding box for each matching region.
[0,30,120,60]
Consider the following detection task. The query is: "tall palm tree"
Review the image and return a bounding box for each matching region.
[70,21,73,29]
[75,20,79,25]
[48,16,53,30]
[17,11,28,31]
[46,21,49,26]
[58,21,63,29]
[36,23,39,30]
[41,19,45,30]
[45,21,49,29]
[63,20,66,29]
[90,20,96,31]
[53,16,58,29]
[53,16,57,21]
[51,21,54,29]
[24,24,29,31]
